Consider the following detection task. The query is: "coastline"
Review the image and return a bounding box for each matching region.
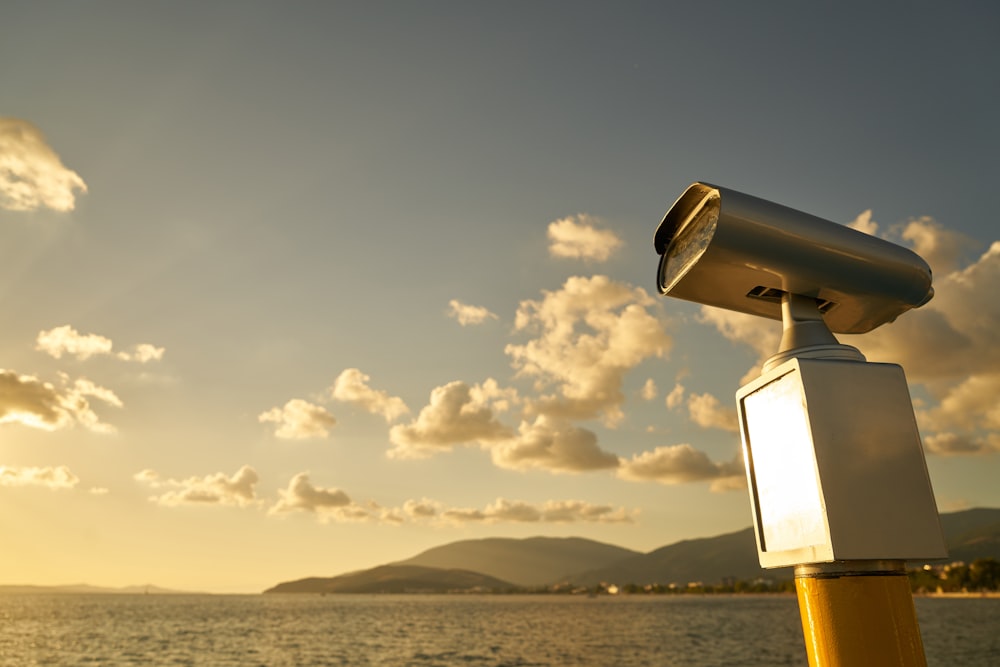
[915,591,1000,599]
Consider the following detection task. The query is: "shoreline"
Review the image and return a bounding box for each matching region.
[915,591,1000,599]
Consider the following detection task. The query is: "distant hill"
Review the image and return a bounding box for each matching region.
[0,584,192,595]
[395,536,640,587]
[264,565,514,594]
[263,508,1000,593]
[940,507,1000,564]
[566,527,788,587]
[570,508,1000,587]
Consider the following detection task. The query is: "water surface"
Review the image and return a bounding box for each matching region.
[0,594,996,666]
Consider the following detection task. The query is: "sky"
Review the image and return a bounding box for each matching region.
[1,1,998,593]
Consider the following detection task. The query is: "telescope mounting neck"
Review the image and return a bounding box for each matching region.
[762,293,865,372]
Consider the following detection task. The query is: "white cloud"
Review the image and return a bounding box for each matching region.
[843,232,997,382]
[36,325,112,360]
[640,378,657,401]
[270,472,355,518]
[434,497,634,525]
[914,374,1000,455]
[330,368,409,422]
[847,209,879,235]
[923,431,1000,456]
[845,239,1000,456]
[697,307,781,384]
[136,465,259,508]
[258,399,336,440]
[618,444,744,492]
[440,507,487,522]
[388,379,515,458]
[896,217,979,277]
[0,465,79,489]
[447,299,499,326]
[0,369,121,433]
[489,416,620,473]
[403,497,442,519]
[0,118,87,212]
[547,214,623,262]
[665,382,686,409]
[272,489,635,526]
[36,325,164,364]
[918,374,1000,433]
[71,377,123,409]
[847,212,976,276]
[686,392,739,432]
[388,381,620,474]
[133,469,159,484]
[468,378,520,414]
[117,343,166,363]
[506,275,671,425]
[696,215,1000,457]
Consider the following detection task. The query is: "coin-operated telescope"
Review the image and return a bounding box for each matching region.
[654,182,946,667]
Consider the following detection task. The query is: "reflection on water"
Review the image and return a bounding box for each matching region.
[0,594,996,666]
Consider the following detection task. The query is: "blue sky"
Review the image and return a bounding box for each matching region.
[1,2,998,592]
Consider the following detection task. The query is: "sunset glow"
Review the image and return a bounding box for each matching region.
[1,2,997,593]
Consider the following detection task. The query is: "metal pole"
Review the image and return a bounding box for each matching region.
[794,561,927,666]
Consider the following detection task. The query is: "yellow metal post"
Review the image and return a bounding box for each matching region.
[795,562,927,667]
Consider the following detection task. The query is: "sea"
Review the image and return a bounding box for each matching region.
[0,594,997,666]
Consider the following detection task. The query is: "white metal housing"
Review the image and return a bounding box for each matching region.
[736,356,947,568]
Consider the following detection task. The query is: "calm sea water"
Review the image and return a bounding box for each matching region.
[0,594,996,666]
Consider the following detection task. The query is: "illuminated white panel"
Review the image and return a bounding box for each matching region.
[742,370,827,553]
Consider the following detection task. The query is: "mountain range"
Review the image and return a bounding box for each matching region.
[0,584,193,595]
[264,507,1000,594]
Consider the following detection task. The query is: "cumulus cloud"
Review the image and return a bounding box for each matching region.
[837,223,990,382]
[506,275,671,425]
[844,239,1000,456]
[0,118,87,212]
[914,374,1000,455]
[403,497,442,519]
[436,497,634,525]
[923,431,1000,456]
[618,444,745,492]
[847,209,879,235]
[665,383,686,409]
[35,325,164,364]
[258,399,336,439]
[686,392,739,432]
[697,214,999,457]
[388,379,515,458]
[0,370,121,433]
[135,465,259,507]
[269,472,357,519]
[265,482,635,525]
[36,326,111,360]
[330,368,408,422]
[640,378,657,401]
[896,217,979,277]
[918,374,1000,433]
[388,380,619,474]
[490,416,620,473]
[118,343,166,363]
[447,299,499,326]
[847,212,975,276]
[697,307,781,384]
[547,214,623,262]
[469,378,520,414]
[0,465,79,489]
